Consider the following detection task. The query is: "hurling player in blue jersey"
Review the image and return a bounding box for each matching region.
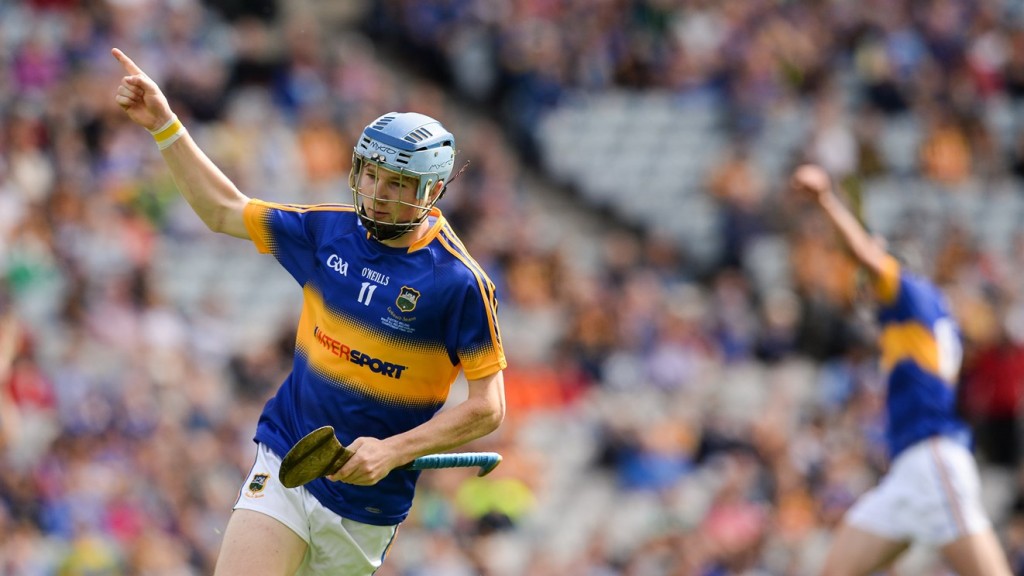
[791,164,1010,576]
[113,48,506,575]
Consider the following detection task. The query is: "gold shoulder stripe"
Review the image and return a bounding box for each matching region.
[440,225,497,297]
[252,200,356,214]
[436,232,503,353]
[439,227,499,316]
[437,229,498,310]
[873,254,901,305]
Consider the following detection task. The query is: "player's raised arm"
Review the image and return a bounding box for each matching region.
[790,163,889,278]
[112,48,250,239]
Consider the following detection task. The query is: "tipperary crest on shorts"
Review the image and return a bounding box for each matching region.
[396,286,420,313]
[246,473,269,498]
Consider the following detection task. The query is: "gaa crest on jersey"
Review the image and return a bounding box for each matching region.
[396,286,421,313]
[246,473,269,498]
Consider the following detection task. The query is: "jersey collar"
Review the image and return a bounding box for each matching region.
[407,207,446,253]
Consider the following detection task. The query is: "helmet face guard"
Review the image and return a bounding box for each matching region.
[349,154,439,241]
[348,112,456,241]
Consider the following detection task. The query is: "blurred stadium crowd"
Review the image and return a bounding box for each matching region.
[4,0,1024,574]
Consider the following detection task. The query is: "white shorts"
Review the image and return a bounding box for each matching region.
[845,436,991,546]
[234,443,399,576]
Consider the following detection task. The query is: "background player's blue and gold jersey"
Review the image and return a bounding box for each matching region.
[242,199,506,525]
[872,256,970,459]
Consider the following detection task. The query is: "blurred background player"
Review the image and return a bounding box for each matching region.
[111,47,506,576]
[0,296,21,451]
[790,163,1012,576]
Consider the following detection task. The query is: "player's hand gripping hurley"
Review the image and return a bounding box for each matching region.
[278,426,502,489]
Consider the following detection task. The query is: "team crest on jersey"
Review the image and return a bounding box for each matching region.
[246,473,269,498]
[396,286,421,313]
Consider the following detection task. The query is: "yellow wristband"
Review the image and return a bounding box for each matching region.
[150,116,186,150]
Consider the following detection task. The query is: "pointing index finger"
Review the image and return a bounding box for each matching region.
[111,48,144,76]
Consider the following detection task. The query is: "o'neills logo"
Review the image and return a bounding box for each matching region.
[313,326,407,379]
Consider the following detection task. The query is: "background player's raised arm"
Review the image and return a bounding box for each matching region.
[112,48,250,239]
[790,163,890,279]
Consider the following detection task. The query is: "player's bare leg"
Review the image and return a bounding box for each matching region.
[940,529,1012,576]
[214,509,307,576]
[821,523,909,576]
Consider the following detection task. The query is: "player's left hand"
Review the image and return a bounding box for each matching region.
[111,48,173,131]
[327,437,398,486]
[790,163,833,203]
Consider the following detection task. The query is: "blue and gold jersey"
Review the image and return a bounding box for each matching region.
[872,256,969,458]
[243,200,506,525]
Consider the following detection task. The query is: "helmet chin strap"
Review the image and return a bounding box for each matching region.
[357,206,426,242]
